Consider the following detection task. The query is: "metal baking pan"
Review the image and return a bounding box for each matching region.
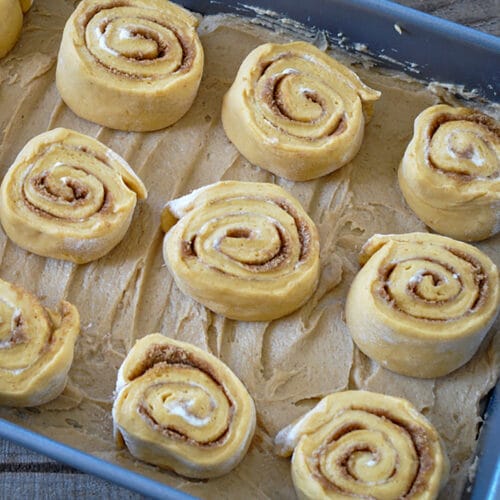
[186,0,499,101]
[0,0,498,498]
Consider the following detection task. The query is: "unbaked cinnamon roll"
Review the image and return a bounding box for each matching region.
[275,390,449,500]
[221,41,380,181]
[0,278,80,407]
[345,232,499,378]
[399,104,499,241]
[113,334,256,478]
[56,0,204,131]
[0,0,32,58]
[0,128,147,264]
[161,181,320,321]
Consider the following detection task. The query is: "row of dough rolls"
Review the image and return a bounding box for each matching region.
[161,184,499,379]
[54,0,499,246]
[13,0,499,234]
[54,0,381,179]
[112,333,449,500]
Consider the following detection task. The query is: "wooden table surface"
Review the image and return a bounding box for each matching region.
[0,1,498,499]
[393,0,499,35]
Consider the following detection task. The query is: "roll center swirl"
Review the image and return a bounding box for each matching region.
[105,22,165,60]
[387,259,462,303]
[215,221,282,265]
[140,372,231,444]
[257,55,347,140]
[272,72,325,123]
[312,411,418,497]
[85,7,189,78]
[429,119,499,178]
[24,162,106,220]
[180,197,305,278]
[375,246,487,322]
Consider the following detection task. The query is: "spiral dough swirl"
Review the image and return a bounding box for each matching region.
[222,41,380,181]
[398,104,499,241]
[0,278,79,407]
[345,232,499,378]
[0,128,147,263]
[161,181,320,321]
[113,334,256,478]
[56,0,204,131]
[275,391,449,500]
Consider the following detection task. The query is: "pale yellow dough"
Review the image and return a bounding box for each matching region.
[113,334,256,479]
[19,0,32,12]
[0,0,31,59]
[221,41,380,181]
[0,278,79,407]
[56,0,204,131]
[398,104,500,241]
[345,232,500,378]
[0,127,147,264]
[275,391,449,500]
[161,181,320,321]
